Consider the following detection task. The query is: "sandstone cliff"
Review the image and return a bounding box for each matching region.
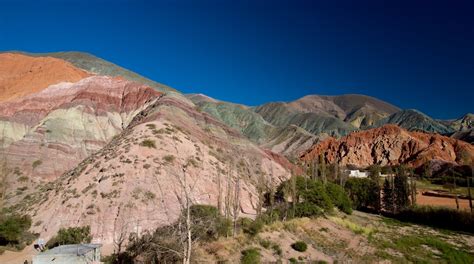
[301,125,474,168]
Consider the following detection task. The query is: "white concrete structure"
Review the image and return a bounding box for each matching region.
[33,244,102,264]
[347,169,369,178]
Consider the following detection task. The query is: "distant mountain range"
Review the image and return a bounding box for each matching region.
[0,51,471,251]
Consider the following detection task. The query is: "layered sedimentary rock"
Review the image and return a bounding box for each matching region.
[18,94,292,251]
[0,76,162,180]
[375,109,453,134]
[447,113,474,131]
[301,125,474,168]
[0,53,91,102]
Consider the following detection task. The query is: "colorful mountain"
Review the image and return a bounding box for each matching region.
[375,109,453,134]
[301,124,474,169]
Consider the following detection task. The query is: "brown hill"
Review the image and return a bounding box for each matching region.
[301,125,474,168]
[15,94,291,252]
[0,53,90,102]
[0,76,162,184]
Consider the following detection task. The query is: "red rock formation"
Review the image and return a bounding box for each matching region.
[301,125,474,168]
[0,53,91,102]
[20,94,292,252]
[0,76,162,125]
[0,76,163,180]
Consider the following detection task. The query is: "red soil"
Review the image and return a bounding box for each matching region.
[0,53,90,102]
[416,189,471,211]
[301,124,474,168]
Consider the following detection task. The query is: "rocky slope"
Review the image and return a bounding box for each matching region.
[189,95,273,143]
[375,109,453,134]
[1,51,471,254]
[447,113,474,131]
[261,125,326,158]
[15,94,292,252]
[254,102,356,137]
[288,94,400,128]
[0,75,162,183]
[451,130,474,144]
[7,51,176,93]
[446,113,474,144]
[0,53,90,102]
[188,94,326,158]
[301,125,474,169]
[254,94,400,137]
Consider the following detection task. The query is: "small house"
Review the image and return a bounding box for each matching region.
[32,244,102,264]
[347,169,369,178]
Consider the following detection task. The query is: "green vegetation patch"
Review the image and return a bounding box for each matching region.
[139,139,156,149]
[162,155,175,164]
[32,160,42,169]
[0,214,38,251]
[241,248,261,264]
[388,234,474,263]
[291,241,308,252]
[46,226,92,249]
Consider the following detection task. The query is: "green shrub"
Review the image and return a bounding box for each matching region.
[162,155,175,164]
[394,206,474,234]
[140,139,156,149]
[126,227,183,263]
[146,123,156,129]
[291,241,307,252]
[185,205,231,240]
[241,248,261,264]
[46,226,92,248]
[274,176,335,219]
[32,160,42,169]
[259,239,271,249]
[289,257,298,263]
[0,214,33,245]
[325,182,352,214]
[272,243,282,256]
[344,178,380,212]
[239,217,264,236]
[122,205,230,263]
[294,202,323,217]
[295,177,333,212]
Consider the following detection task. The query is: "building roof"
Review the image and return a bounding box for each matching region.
[38,244,102,256]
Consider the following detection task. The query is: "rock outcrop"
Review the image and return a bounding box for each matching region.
[375,109,453,134]
[301,125,474,168]
[0,53,91,102]
[0,75,162,181]
[18,94,291,252]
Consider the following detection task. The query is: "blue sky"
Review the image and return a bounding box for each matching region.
[0,0,473,119]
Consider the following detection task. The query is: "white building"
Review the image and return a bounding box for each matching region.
[347,169,369,178]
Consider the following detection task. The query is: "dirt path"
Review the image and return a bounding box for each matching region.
[417,189,471,210]
[0,245,38,264]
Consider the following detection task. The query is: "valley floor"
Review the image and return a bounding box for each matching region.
[1,211,472,263]
[194,210,474,263]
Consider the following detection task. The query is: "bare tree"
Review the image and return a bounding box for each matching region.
[232,176,240,236]
[409,168,417,206]
[112,204,131,261]
[319,154,327,184]
[216,166,223,215]
[460,151,473,213]
[169,140,201,264]
[0,154,9,211]
[450,169,460,210]
[255,171,266,217]
[312,158,319,180]
[268,165,275,221]
[224,162,233,221]
[172,165,193,264]
[290,175,297,218]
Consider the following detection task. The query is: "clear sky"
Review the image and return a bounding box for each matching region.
[0,0,473,119]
